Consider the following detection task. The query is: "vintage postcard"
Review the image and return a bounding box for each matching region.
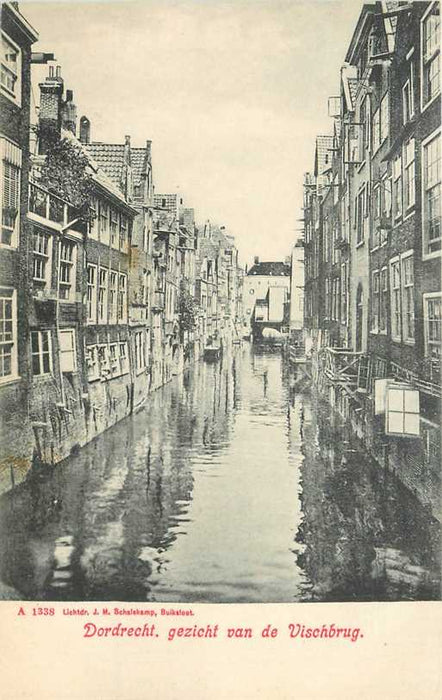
[0,0,441,697]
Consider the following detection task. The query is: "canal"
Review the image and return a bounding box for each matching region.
[0,345,440,602]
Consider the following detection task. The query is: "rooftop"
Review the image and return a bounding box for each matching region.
[247,261,290,277]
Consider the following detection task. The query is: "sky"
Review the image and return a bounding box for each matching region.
[23,0,363,268]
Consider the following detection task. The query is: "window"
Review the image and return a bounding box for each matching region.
[386,386,420,437]
[355,187,366,244]
[89,197,98,240]
[340,262,348,324]
[97,344,110,378]
[403,138,415,211]
[423,130,441,257]
[390,258,401,342]
[85,345,99,381]
[372,108,380,152]
[109,343,119,375]
[323,218,330,262]
[393,154,402,220]
[33,230,51,284]
[59,240,76,300]
[371,271,379,332]
[117,273,127,322]
[119,342,129,374]
[1,33,21,103]
[1,154,20,246]
[87,264,97,323]
[31,330,52,376]
[99,201,109,244]
[59,329,76,372]
[424,293,441,362]
[402,61,415,123]
[401,254,414,342]
[325,277,330,319]
[379,267,388,333]
[109,271,117,323]
[98,268,108,323]
[110,208,118,248]
[380,93,389,144]
[135,331,146,372]
[372,184,381,248]
[120,215,128,252]
[421,4,440,107]
[363,96,371,153]
[0,287,16,380]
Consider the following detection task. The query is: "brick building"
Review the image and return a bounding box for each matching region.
[0,3,39,491]
[301,1,441,519]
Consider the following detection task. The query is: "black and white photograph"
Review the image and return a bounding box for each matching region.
[0,0,440,611]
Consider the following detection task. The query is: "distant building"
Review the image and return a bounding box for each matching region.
[243,258,291,337]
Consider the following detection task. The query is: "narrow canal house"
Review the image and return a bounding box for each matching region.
[302,1,441,519]
[0,3,39,490]
[153,193,182,384]
[83,135,154,412]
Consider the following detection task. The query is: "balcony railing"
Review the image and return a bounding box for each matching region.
[29,182,79,228]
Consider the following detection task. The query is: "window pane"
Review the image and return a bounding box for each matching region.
[389,388,404,411]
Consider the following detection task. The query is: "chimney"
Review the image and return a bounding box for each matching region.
[38,65,64,154]
[61,89,77,135]
[145,139,152,163]
[254,256,259,265]
[79,116,91,144]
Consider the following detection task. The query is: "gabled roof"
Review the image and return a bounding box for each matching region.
[131,147,150,187]
[84,143,126,189]
[61,130,130,207]
[247,261,290,277]
[314,135,334,177]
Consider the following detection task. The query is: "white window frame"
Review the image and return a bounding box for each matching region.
[420,2,440,112]
[85,344,99,382]
[403,138,416,212]
[0,287,17,383]
[58,239,77,301]
[379,266,388,335]
[109,270,118,324]
[86,263,97,324]
[1,138,21,248]
[371,269,379,333]
[59,328,77,372]
[422,128,441,260]
[393,154,403,221]
[117,273,127,323]
[135,330,146,373]
[99,200,110,246]
[423,292,441,363]
[108,342,119,376]
[380,92,389,145]
[98,267,108,324]
[401,251,415,345]
[385,385,420,437]
[33,229,52,287]
[89,196,99,240]
[389,256,402,343]
[119,341,129,375]
[31,329,52,377]
[1,31,21,106]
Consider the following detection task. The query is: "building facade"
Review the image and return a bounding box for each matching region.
[302,0,441,519]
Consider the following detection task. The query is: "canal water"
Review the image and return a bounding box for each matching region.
[0,345,440,602]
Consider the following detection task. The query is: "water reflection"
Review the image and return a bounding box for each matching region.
[0,346,439,602]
